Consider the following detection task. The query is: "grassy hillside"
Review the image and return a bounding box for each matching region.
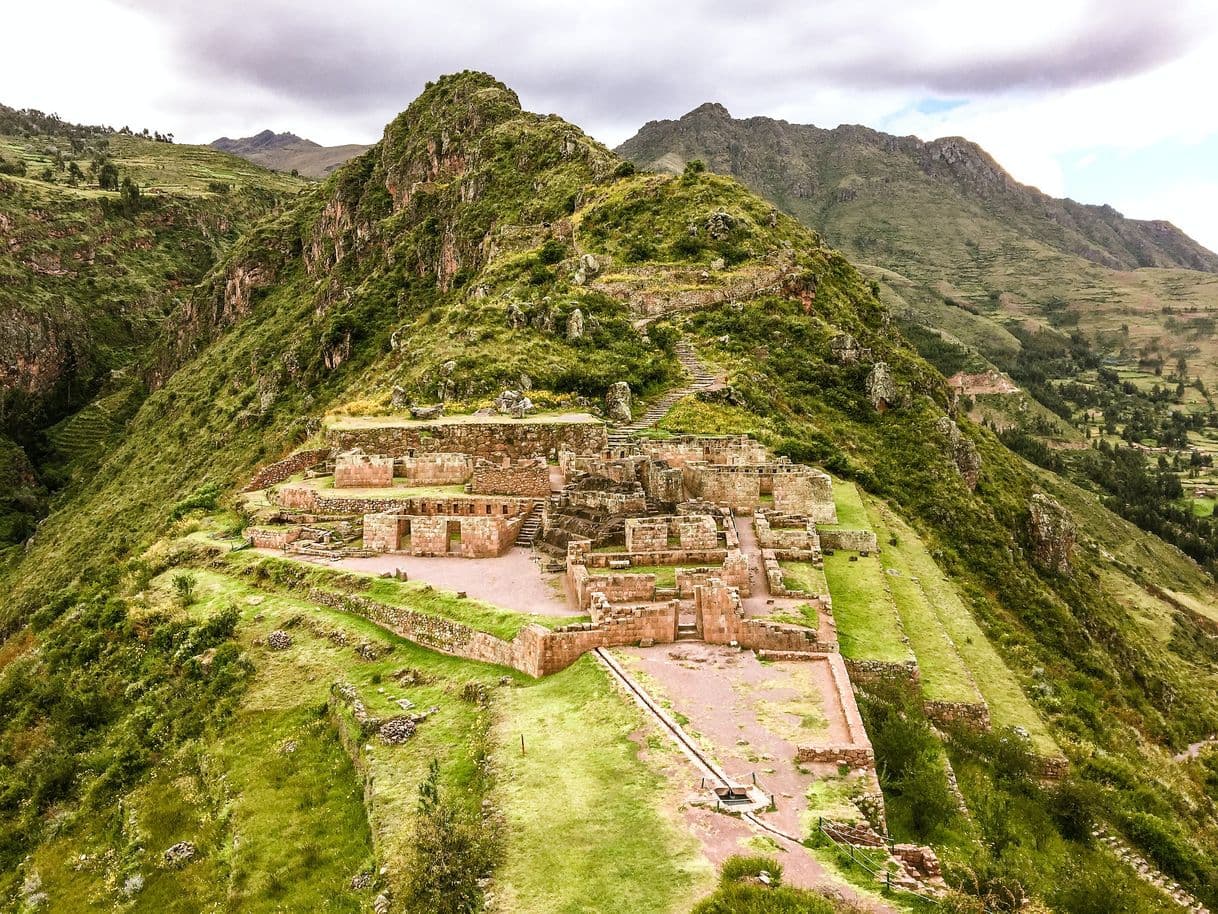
[3,73,1218,912]
[0,114,304,551]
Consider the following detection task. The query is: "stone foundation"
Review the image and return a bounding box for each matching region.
[243,448,331,492]
[818,529,880,553]
[398,452,472,485]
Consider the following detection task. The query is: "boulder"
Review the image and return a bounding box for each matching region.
[1027,494,1075,574]
[390,385,409,408]
[865,361,897,411]
[409,404,444,420]
[579,253,600,275]
[606,382,632,423]
[506,301,527,329]
[706,211,735,239]
[494,389,534,417]
[830,332,863,365]
[934,416,981,490]
[266,630,292,651]
[163,842,196,867]
[566,307,585,340]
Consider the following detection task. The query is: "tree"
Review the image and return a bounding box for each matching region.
[97,160,119,190]
[66,161,84,186]
[682,158,706,182]
[401,758,498,914]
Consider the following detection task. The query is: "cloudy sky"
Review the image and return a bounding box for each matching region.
[5,0,1217,250]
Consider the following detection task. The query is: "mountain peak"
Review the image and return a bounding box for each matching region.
[684,101,731,120]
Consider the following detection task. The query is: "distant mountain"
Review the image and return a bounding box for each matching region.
[210,129,369,178]
[618,102,1218,400]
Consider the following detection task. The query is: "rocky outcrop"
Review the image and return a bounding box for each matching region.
[935,416,981,490]
[606,381,632,423]
[866,362,897,411]
[1027,494,1075,574]
[566,307,584,340]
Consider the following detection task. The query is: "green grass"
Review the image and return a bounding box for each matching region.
[863,503,1057,754]
[590,564,679,588]
[863,505,980,705]
[822,479,871,530]
[492,657,714,912]
[779,561,829,596]
[821,552,913,664]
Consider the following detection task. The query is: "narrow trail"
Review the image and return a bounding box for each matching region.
[609,338,724,446]
[1093,827,1211,914]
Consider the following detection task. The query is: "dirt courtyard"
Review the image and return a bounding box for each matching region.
[266,546,580,617]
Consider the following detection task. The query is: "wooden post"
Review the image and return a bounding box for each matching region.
[520,733,525,755]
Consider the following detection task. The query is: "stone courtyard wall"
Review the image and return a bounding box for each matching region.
[471,458,551,497]
[244,448,331,492]
[792,653,875,769]
[819,530,879,553]
[327,418,606,460]
[247,525,303,549]
[334,453,395,488]
[772,470,837,522]
[399,453,472,485]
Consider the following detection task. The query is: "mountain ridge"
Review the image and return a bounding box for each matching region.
[621,102,1218,273]
[209,129,371,177]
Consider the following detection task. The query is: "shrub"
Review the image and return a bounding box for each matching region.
[612,160,636,178]
[721,854,783,885]
[172,572,197,607]
[171,483,221,519]
[537,238,566,264]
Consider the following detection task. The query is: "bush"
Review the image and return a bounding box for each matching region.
[171,483,221,519]
[612,160,636,178]
[721,854,783,885]
[172,572,197,607]
[537,238,566,264]
[400,759,500,914]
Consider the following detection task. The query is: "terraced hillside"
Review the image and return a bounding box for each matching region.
[4,73,1218,913]
[0,108,304,548]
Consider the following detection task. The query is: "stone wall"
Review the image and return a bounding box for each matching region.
[327,417,607,460]
[247,525,303,549]
[334,452,395,488]
[364,509,522,558]
[845,658,920,684]
[470,458,551,497]
[398,452,472,485]
[772,469,836,522]
[819,529,879,553]
[582,571,657,607]
[793,653,875,769]
[643,462,684,506]
[244,448,331,492]
[923,699,991,729]
[755,513,821,556]
[625,518,668,552]
[684,464,761,513]
[624,514,719,552]
[740,620,837,653]
[275,483,321,511]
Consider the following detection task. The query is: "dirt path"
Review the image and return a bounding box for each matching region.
[280,548,580,617]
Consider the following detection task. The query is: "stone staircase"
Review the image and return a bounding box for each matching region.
[676,622,699,641]
[515,503,543,548]
[1094,826,1211,914]
[612,338,722,443]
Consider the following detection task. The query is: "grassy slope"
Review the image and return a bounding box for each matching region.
[492,658,713,913]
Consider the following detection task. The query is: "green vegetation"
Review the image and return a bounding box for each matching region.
[779,561,829,596]
[821,552,912,664]
[692,855,861,913]
[591,563,679,588]
[492,658,712,912]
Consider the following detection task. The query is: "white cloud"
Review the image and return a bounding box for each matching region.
[1,0,1216,249]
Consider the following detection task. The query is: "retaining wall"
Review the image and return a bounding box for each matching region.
[326,418,606,460]
[243,448,331,492]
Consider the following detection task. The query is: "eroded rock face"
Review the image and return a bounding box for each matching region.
[830,332,863,365]
[935,415,981,490]
[866,361,897,411]
[163,842,196,867]
[606,381,632,423]
[1027,494,1075,574]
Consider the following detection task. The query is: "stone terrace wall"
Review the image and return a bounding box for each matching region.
[793,653,875,768]
[923,699,991,730]
[334,453,395,488]
[399,453,472,485]
[684,464,761,513]
[819,530,879,553]
[307,587,673,678]
[327,419,607,460]
[247,525,303,549]
[471,458,551,497]
[243,448,331,492]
